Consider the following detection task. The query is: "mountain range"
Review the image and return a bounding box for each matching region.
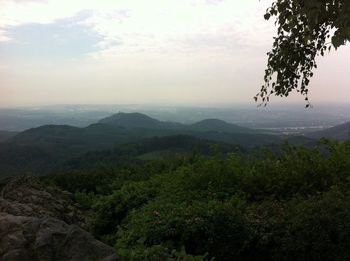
[9,112,277,148]
[306,121,350,140]
[0,112,348,175]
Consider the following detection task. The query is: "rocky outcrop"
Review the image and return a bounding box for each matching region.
[0,177,118,261]
[0,176,84,226]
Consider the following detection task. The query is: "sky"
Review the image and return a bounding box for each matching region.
[0,0,349,107]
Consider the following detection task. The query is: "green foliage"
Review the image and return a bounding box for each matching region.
[116,198,249,261]
[74,191,96,209]
[239,142,345,200]
[90,180,159,243]
[1,133,245,175]
[45,159,172,194]
[275,186,350,261]
[40,140,350,260]
[257,0,350,105]
[246,184,350,261]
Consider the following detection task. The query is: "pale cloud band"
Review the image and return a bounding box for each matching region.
[0,0,349,106]
[0,0,274,57]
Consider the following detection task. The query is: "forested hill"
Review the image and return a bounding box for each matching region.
[98,112,257,134]
[99,112,170,129]
[307,121,350,140]
[0,131,18,142]
[188,118,258,134]
[0,112,312,175]
[7,112,282,149]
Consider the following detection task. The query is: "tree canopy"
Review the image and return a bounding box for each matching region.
[256,0,350,106]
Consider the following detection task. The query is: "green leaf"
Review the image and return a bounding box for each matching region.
[264,13,271,20]
[332,35,344,49]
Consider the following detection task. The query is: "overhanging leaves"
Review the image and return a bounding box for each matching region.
[256,0,350,106]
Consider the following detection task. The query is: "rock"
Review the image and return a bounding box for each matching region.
[0,177,119,261]
[0,214,118,261]
[0,176,84,226]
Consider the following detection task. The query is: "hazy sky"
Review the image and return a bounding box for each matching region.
[0,0,349,107]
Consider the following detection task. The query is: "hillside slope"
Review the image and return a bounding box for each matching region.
[0,112,309,175]
[189,119,257,134]
[0,131,18,142]
[307,121,350,140]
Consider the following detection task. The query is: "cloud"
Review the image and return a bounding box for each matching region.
[0,18,103,62]
[0,0,274,56]
[0,29,11,42]
[1,0,293,107]
[205,0,225,5]
[78,1,274,60]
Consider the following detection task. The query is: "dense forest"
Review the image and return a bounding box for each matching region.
[0,112,316,175]
[1,112,350,260]
[2,138,348,260]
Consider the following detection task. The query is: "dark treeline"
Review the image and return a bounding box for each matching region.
[21,139,349,260]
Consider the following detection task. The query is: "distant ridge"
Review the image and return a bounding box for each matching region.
[189,119,256,134]
[307,121,350,140]
[98,112,164,129]
[98,112,256,134]
[10,125,81,145]
[0,112,312,175]
[5,112,285,152]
